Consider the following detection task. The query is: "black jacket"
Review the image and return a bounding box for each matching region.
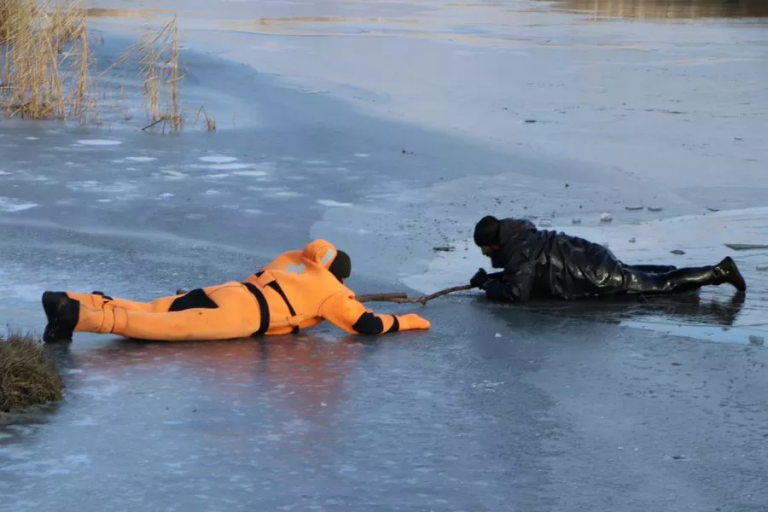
[482,218,625,302]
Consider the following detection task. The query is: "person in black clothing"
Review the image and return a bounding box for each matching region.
[469,215,747,303]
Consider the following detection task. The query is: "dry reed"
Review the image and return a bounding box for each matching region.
[0,0,95,122]
[134,15,187,133]
[0,2,214,131]
[0,331,64,414]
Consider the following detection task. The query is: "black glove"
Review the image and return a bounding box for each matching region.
[470,268,490,289]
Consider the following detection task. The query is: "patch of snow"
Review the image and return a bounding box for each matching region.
[266,190,304,198]
[66,181,137,193]
[317,199,353,207]
[199,155,237,163]
[76,139,122,146]
[162,171,187,180]
[354,153,370,158]
[207,162,251,170]
[126,156,157,162]
[233,170,269,177]
[0,197,38,212]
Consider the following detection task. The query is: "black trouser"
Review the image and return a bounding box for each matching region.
[625,264,677,274]
[621,265,720,295]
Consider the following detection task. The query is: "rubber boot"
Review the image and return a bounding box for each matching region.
[713,256,747,292]
[42,291,80,343]
[624,259,744,295]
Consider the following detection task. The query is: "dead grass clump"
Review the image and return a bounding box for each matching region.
[0,332,64,413]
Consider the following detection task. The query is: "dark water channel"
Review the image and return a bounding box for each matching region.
[548,0,768,20]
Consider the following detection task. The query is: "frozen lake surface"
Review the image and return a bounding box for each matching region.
[1,0,767,510]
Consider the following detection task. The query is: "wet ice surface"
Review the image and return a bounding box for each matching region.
[2,0,768,510]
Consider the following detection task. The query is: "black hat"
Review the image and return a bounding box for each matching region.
[474,215,500,246]
[329,250,352,281]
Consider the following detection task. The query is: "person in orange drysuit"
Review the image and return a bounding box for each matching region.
[41,239,431,342]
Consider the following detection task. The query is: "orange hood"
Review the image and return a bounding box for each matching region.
[301,239,339,270]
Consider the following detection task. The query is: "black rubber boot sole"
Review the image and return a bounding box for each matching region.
[42,291,79,343]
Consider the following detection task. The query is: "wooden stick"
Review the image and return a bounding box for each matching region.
[405,284,474,305]
[357,292,409,303]
[355,284,474,305]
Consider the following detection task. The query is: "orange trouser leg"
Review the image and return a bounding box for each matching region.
[66,292,180,312]
[73,282,263,341]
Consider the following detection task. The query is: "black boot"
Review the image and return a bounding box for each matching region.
[713,256,747,292]
[42,292,80,343]
[624,262,742,295]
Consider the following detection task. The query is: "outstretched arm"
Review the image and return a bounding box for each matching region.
[471,262,536,303]
[319,292,431,335]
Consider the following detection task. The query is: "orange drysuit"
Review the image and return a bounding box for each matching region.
[66,240,430,341]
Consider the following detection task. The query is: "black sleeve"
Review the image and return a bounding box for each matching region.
[482,261,536,303]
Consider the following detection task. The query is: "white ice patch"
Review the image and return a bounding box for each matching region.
[317,199,353,207]
[199,155,237,163]
[66,181,137,193]
[207,162,251,170]
[162,170,187,180]
[232,170,269,177]
[76,139,122,146]
[159,193,174,199]
[0,171,11,175]
[0,197,38,212]
[354,153,370,158]
[265,190,304,198]
[126,156,157,162]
